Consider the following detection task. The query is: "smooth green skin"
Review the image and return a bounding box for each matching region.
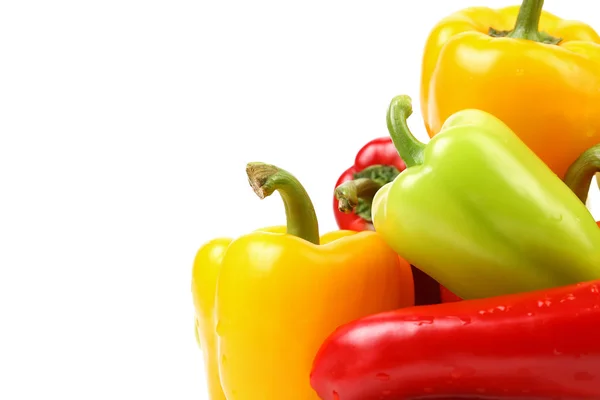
[372,102,600,300]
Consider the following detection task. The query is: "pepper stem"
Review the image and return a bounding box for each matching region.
[335,178,382,215]
[508,0,544,39]
[386,95,426,168]
[489,0,561,45]
[564,144,600,204]
[335,164,401,222]
[246,162,320,245]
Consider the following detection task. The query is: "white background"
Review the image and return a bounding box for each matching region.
[1,1,600,399]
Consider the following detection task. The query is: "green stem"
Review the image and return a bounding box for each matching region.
[507,0,544,41]
[335,178,382,215]
[489,0,561,44]
[564,144,600,204]
[246,162,320,245]
[386,95,426,168]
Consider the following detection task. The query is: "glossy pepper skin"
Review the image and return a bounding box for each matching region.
[334,138,461,305]
[192,238,230,400]
[191,162,414,400]
[310,278,600,400]
[421,0,600,179]
[333,137,405,232]
[370,94,600,300]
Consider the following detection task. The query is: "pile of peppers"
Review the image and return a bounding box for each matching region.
[191,0,600,399]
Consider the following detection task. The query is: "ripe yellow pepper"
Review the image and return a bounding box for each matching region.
[421,0,600,179]
[191,162,414,400]
[192,237,229,400]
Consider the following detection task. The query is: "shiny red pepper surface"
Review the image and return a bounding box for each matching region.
[310,278,600,400]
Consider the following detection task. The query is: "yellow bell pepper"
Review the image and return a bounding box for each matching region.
[192,237,230,400]
[191,162,414,400]
[420,0,600,179]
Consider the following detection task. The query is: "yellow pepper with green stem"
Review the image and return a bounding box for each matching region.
[191,162,414,400]
[421,0,600,179]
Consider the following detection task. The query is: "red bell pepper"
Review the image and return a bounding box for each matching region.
[333,137,405,231]
[310,278,600,400]
[334,137,461,305]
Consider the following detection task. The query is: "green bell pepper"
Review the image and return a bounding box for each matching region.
[368,94,600,300]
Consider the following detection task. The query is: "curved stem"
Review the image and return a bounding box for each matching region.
[335,178,383,214]
[386,95,426,168]
[564,144,600,204]
[246,162,320,245]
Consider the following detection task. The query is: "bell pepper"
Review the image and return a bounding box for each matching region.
[191,162,414,400]
[367,94,600,300]
[192,239,229,400]
[310,277,600,400]
[420,0,600,179]
[334,137,461,305]
[333,137,405,231]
